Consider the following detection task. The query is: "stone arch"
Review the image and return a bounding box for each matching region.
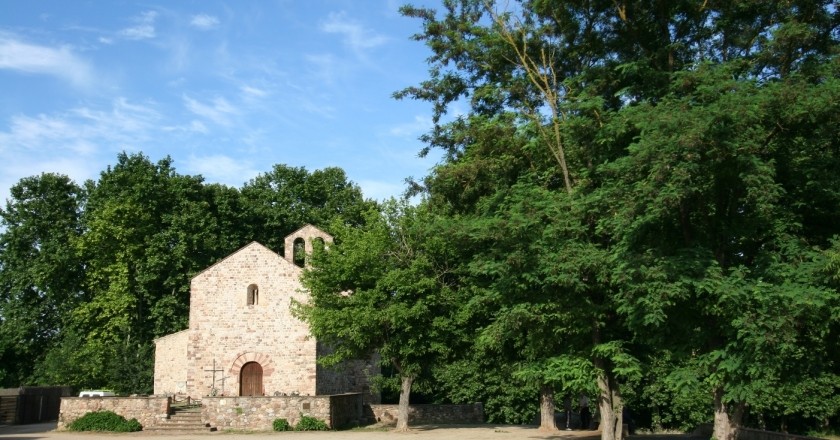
[230,352,276,382]
[283,224,333,266]
[292,237,306,267]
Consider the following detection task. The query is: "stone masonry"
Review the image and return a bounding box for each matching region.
[57,396,170,430]
[154,225,378,402]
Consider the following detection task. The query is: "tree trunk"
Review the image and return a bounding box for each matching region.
[713,387,744,440]
[539,384,559,431]
[395,375,414,432]
[596,365,624,440]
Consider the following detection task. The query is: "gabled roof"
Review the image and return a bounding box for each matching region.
[153,329,188,343]
[285,224,332,241]
[191,241,300,281]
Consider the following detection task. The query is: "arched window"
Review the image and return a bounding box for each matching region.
[293,237,306,267]
[313,237,326,252]
[247,284,259,306]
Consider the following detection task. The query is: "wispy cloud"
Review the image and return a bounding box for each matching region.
[0,99,162,203]
[0,33,93,88]
[305,53,341,84]
[240,85,267,98]
[320,12,388,53]
[183,95,238,126]
[184,154,259,187]
[120,11,157,40]
[357,179,405,202]
[388,115,432,138]
[190,14,219,30]
[0,98,160,153]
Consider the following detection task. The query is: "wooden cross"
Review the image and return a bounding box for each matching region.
[203,359,225,396]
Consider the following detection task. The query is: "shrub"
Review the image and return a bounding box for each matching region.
[67,410,142,432]
[273,418,291,431]
[295,415,329,431]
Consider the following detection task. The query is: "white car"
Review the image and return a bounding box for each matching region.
[78,390,116,397]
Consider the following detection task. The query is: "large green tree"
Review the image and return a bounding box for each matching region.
[600,61,840,438]
[0,173,84,386]
[241,165,372,254]
[296,201,459,431]
[399,1,839,438]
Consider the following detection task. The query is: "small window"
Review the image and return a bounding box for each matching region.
[247,284,259,306]
[293,237,306,267]
[313,237,326,252]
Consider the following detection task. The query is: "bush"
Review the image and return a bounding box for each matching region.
[273,418,291,431]
[295,415,329,431]
[68,410,142,432]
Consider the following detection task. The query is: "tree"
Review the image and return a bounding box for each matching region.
[295,201,458,431]
[600,61,840,439]
[241,165,372,254]
[0,173,85,386]
[54,152,239,392]
[399,1,839,438]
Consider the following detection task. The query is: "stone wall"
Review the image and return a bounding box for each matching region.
[57,397,170,430]
[368,403,484,425]
[187,242,317,399]
[153,330,188,395]
[202,395,337,430]
[315,342,381,402]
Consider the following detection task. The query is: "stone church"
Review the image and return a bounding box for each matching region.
[153,225,376,400]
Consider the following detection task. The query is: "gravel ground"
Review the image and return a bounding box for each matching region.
[0,422,617,440]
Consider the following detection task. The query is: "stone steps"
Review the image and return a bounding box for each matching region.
[145,406,217,432]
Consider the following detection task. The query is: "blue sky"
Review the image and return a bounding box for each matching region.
[0,0,447,204]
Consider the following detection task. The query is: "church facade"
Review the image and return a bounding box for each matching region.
[153,225,377,400]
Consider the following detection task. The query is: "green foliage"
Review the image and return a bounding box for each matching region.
[67,411,142,432]
[0,173,84,386]
[240,165,373,253]
[0,151,372,394]
[296,200,461,430]
[272,418,291,431]
[432,356,537,424]
[295,415,329,431]
[399,0,839,437]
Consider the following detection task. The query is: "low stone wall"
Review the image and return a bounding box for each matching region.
[203,395,345,430]
[368,403,484,425]
[57,396,170,430]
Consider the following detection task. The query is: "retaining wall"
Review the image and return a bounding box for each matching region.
[368,403,484,425]
[57,396,170,430]
[202,393,364,430]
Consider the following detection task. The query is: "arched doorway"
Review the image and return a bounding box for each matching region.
[239,362,263,396]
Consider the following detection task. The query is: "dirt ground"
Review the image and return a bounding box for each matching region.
[0,422,622,440]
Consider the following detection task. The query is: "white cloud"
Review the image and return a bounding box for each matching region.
[240,85,267,98]
[0,156,100,206]
[305,53,340,84]
[320,12,388,52]
[120,11,157,40]
[357,179,405,202]
[184,154,259,187]
[0,99,162,204]
[190,14,219,30]
[183,95,238,126]
[0,33,93,88]
[0,98,160,154]
[161,119,208,134]
[388,115,432,138]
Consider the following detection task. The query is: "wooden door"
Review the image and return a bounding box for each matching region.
[239,362,263,396]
